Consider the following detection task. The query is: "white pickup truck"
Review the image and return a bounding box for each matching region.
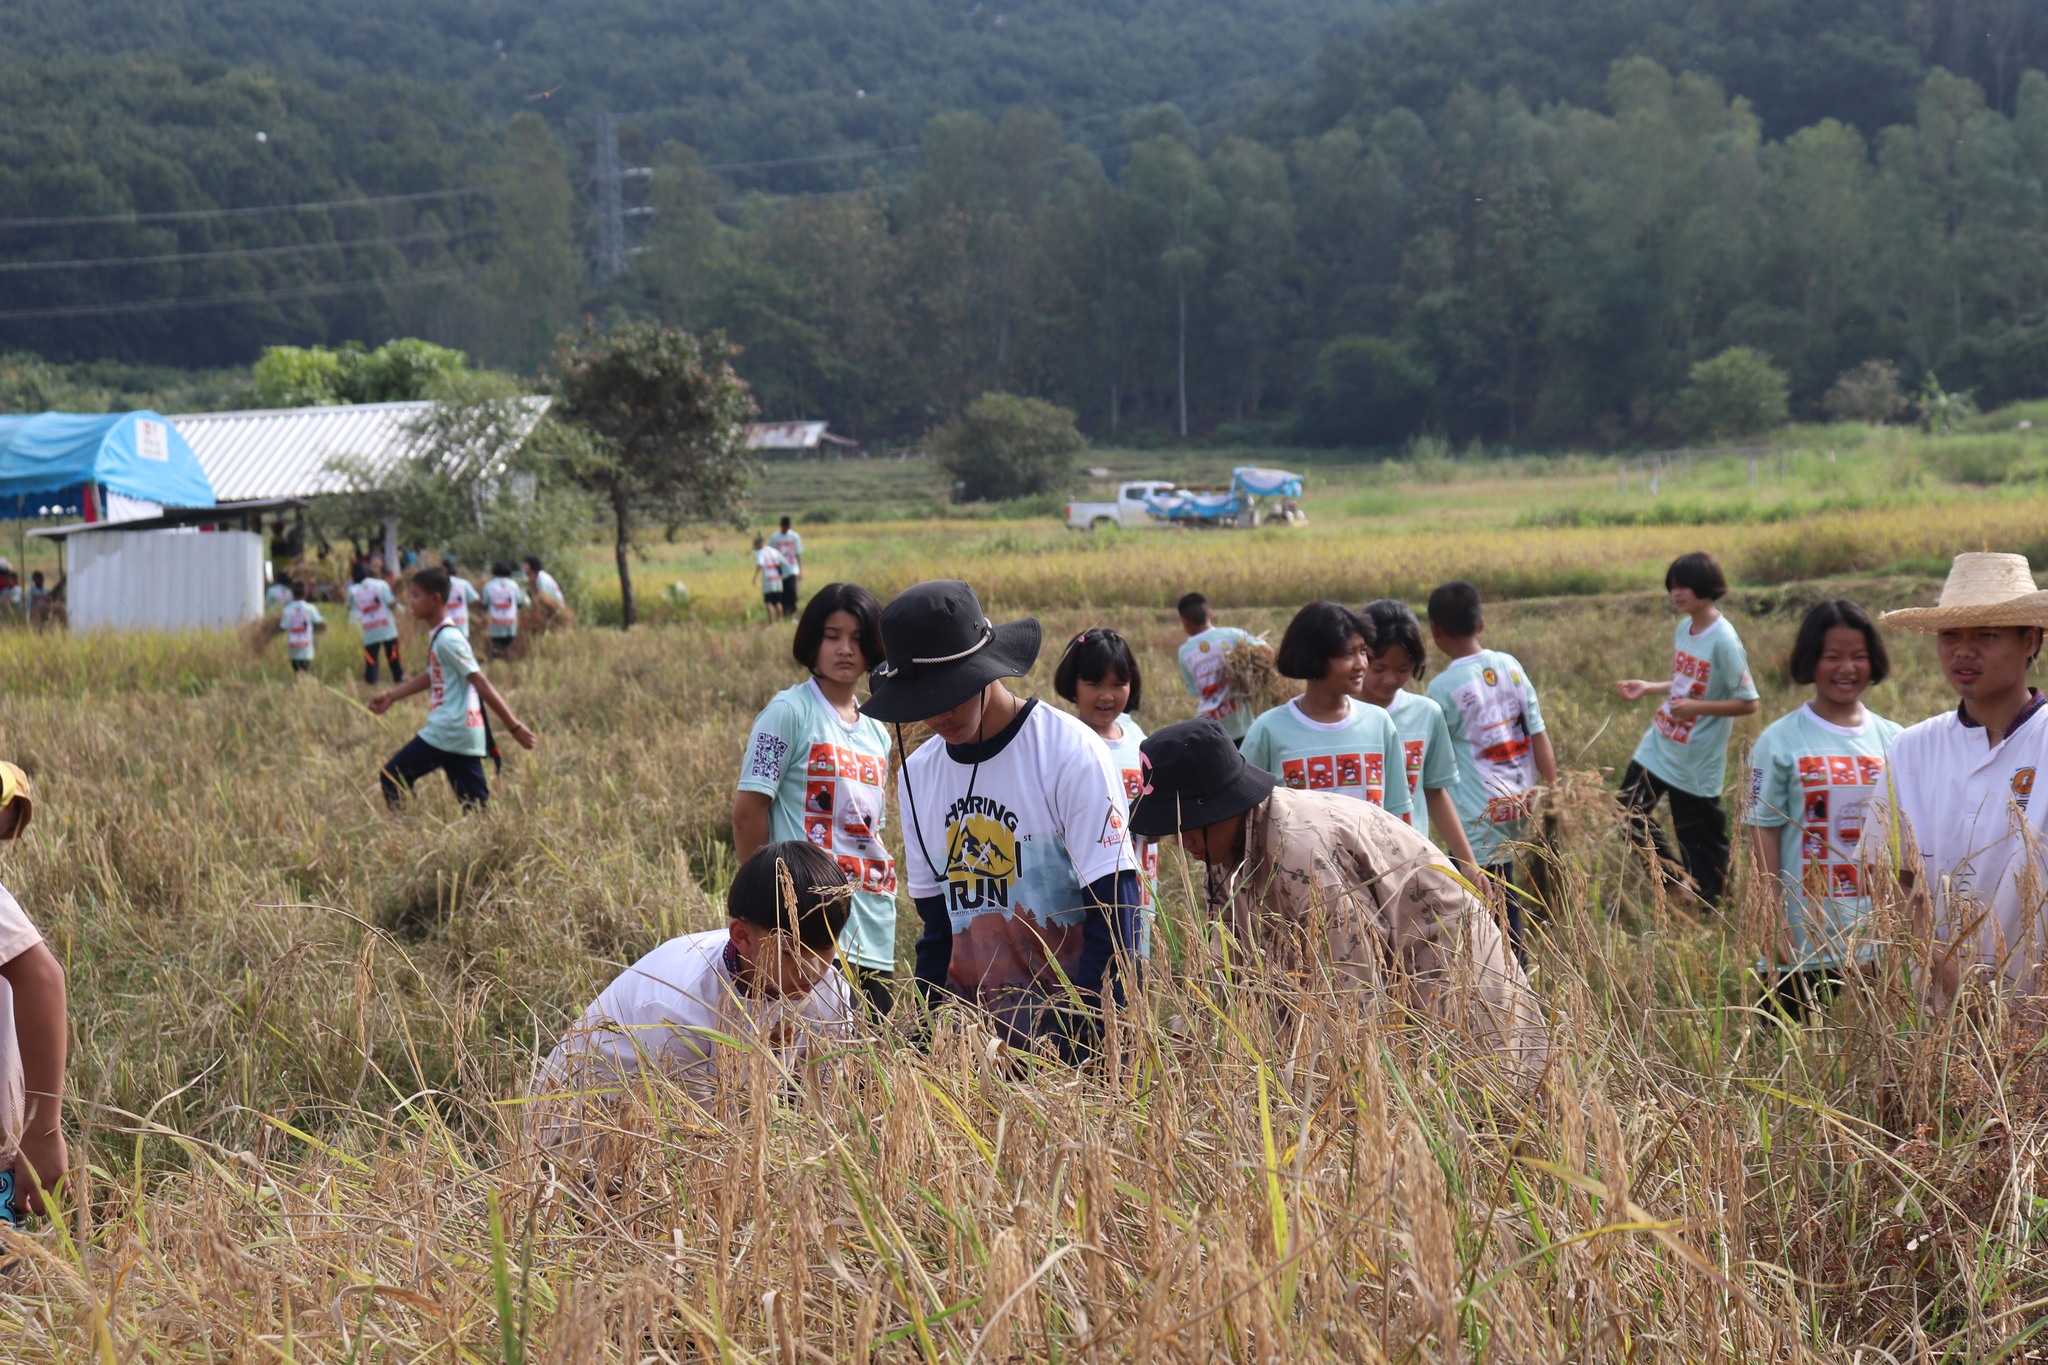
[1064,480,1177,530]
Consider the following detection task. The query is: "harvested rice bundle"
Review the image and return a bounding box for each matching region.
[1222,636,1296,717]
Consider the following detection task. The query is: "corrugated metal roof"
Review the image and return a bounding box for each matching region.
[170,398,550,502]
[745,420,831,451]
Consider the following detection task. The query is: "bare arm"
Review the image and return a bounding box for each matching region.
[1530,730,1558,787]
[1616,679,1673,701]
[1669,696,1760,721]
[367,671,431,712]
[733,791,774,862]
[1425,787,1481,885]
[470,671,536,749]
[1,944,67,1217]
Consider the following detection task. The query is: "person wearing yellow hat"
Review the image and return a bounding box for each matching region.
[0,761,68,1224]
[1875,552,2048,1000]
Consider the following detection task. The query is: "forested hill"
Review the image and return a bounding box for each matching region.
[0,0,1389,177]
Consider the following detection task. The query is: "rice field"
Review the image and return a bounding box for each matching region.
[1,432,2047,1358]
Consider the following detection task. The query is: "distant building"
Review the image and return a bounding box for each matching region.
[744,421,863,458]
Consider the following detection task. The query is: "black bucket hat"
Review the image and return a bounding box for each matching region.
[1129,718,1278,839]
[862,580,1042,723]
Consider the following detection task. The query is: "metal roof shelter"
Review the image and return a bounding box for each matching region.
[170,397,552,501]
[28,497,305,542]
[745,421,861,456]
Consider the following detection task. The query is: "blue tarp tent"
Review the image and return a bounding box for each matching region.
[0,411,216,507]
[1230,466,1304,498]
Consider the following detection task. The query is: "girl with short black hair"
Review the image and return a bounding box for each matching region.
[1242,602,1412,818]
[1055,628,1157,953]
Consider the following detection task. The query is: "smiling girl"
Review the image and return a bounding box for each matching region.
[1055,629,1157,951]
[1355,599,1480,882]
[1241,602,1411,821]
[1743,599,1901,1022]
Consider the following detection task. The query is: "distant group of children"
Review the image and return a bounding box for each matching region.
[751,516,806,621]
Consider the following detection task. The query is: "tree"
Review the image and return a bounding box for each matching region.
[251,338,469,407]
[1823,359,1905,423]
[550,321,757,629]
[477,114,580,371]
[1676,346,1790,440]
[1294,335,1435,447]
[928,393,1085,502]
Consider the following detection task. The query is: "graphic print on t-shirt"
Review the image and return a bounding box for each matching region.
[1446,664,1538,824]
[803,742,895,894]
[1793,752,1879,901]
[1279,750,1387,804]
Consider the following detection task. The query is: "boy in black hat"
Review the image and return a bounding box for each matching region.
[1132,718,1549,1093]
[864,580,1141,1058]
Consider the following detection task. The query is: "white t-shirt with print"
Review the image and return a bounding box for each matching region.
[1098,714,1157,954]
[1877,700,2048,990]
[1424,648,1547,868]
[443,578,481,631]
[0,882,42,1159]
[755,547,787,593]
[769,530,803,577]
[536,929,852,1101]
[899,700,1136,1005]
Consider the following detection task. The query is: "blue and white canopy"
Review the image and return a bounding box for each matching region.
[1230,466,1304,498]
[0,410,216,507]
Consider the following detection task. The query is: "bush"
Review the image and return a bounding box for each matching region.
[1676,347,1790,442]
[1823,359,1905,425]
[928,393,1087,502]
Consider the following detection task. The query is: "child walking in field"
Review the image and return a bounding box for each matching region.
[1423,581,1556,961]
[733,584,899,1016]
[1744,599,1901,1022]
[349,563,403,685]
[278,581,325,677]
[0,762,69,1225]
[1355,599,1479,882]
[368,565,536,810]
[1617,552,1760,913]
[441,556,482,637]
[483,561,529,661]
[1176,592,1259,745]
[532,840,856,1160]
[1054,629,1158,954]
[1241,602,1412,822]
[753,536,790,623]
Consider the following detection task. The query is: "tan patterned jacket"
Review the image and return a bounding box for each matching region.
[1215,787,1549,1092]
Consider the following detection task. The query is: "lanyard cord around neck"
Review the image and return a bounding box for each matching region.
[896,693,994,889]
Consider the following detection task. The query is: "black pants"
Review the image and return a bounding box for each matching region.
[380,736,489,810]
[488,633,514,661]
[846,965,895,1019]
[1618,760,1730,912]
[290,659,310,674]
[1758,967,1841,1028]
[1487,861,1527,966]
[362,639,403,685]
[781,575,800,613]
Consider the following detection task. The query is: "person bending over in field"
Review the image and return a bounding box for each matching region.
[530,840,855,1157]
[1869,553,2048,1004]
[864,580,1141,1061]
[1241,602,1412,822]
[1054,628,1159,957]
[1176,592,1261,746]
[1742,598,1902,1025]
[1616,551,1760,914]
[368,565,536,811]
[0,762,67,1225]
[1355,599,1480,884]
[734,584,899,1017]
[1132,719,1548,1095]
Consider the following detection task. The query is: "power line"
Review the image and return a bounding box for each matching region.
[0,187,489,232]
[0,266,484,322]
[0,226,492,274]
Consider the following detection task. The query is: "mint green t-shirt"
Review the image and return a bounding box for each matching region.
[1424,648,1547,869]
[1631,615,1760,797]
[420,622,487,756]
[1241,697,1413,820]
[483,576,529,638]
[279,600,323,662]
[1099,714,1157,956]
[1177,625,1259,740]
[1744,703,1902,970]
[735,678,898,971]
[1384,688,1458,845]
[350,578,398,644]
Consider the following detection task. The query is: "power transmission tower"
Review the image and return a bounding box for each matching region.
[594,113,627,282]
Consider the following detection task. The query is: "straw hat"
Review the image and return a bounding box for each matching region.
[1883,553,2048,632]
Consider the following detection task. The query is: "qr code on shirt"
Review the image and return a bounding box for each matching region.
[747,732,790,782]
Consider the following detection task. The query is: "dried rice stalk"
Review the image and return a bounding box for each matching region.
[1221,637,1296,717]
[240,618,280,657]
